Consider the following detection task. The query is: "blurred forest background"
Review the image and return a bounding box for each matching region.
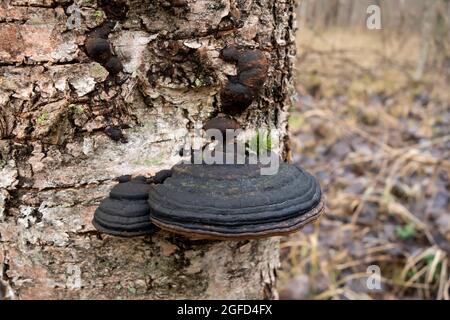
[278,0,450,300]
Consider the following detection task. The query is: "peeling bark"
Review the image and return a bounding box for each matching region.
[0,0,295,299]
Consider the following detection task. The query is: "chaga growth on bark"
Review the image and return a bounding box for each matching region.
[220,46,269,115]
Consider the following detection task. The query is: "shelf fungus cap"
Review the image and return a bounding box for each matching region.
[93,177,157,237]
[148,161,324,240]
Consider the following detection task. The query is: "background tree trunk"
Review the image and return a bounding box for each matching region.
[0,0,295,299]
[414,0,437,81]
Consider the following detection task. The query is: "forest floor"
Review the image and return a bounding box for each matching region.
[278,28,450,300]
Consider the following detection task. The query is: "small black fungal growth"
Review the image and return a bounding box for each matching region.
[104,56,123,75]
[151,169,172,184]
[85,38,112,63]
[93,179,158,237]
[105,126,127,143]
[84,16,123,75]
[220,46,269,115]
[117,175,132,183]
[90,20,116,39]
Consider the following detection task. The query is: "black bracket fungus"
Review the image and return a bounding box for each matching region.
[220,46,269,115]
[92,177,158,237]
[148,159,324,240]
[92,115,325,240]
[147,118,325,240]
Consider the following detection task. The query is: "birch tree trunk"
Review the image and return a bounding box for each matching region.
[414,0,436,81]
[0,0,295,300]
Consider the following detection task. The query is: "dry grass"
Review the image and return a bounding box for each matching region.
[278,28,450,300]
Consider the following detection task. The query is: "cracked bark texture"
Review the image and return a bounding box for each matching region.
[0,0,296,299]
